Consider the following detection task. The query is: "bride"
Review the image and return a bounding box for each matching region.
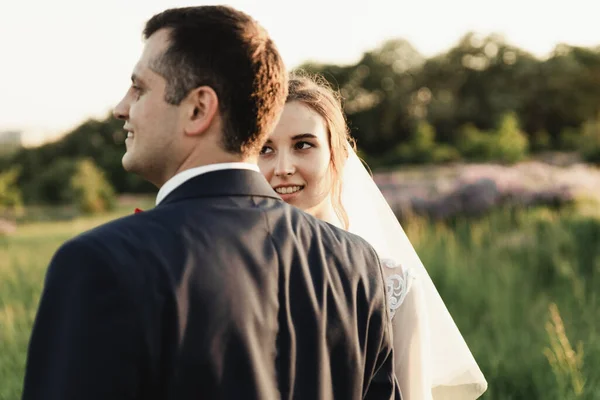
[258,72,487,399]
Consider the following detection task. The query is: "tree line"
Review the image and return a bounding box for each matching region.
[2,32,600,208]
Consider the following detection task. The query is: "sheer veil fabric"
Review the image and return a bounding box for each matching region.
[341,146,487,399]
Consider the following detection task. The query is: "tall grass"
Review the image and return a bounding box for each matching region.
[403,206,600,399]
[1,203,599,399]
[0,199,154,400]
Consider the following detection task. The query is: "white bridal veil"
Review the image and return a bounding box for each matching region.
[340,146,488,399]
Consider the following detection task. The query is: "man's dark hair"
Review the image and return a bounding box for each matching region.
[144,6,288,156]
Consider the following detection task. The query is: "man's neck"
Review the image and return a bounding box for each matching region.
[161,149,258,188]
[175,157,256,177]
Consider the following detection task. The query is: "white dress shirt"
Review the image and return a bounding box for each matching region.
[155,162,261,206]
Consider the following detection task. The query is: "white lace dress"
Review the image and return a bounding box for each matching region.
[381,258,434,400]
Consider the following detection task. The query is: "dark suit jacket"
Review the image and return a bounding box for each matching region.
[22,169,400,400]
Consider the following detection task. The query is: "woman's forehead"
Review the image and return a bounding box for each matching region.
[270,102,327,141]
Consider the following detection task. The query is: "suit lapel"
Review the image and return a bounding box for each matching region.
[159,169,281,206]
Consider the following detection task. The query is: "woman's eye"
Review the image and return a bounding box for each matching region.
[295,141,313,150]
[260,146,274,155]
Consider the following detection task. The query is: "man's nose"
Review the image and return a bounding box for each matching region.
[113,96,129,120]
[274,152,295,177]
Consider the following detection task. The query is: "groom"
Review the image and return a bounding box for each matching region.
[22,6,400,400]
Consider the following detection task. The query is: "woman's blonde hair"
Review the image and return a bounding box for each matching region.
[286,71,355,229]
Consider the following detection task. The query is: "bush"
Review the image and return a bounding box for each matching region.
[531,130,552,152]
[70,159,116,214]
[0,167,23,217]
[559,127,581,151]
[455,113,529,163]
[430,145,462,163]
[384,121,461,164]
[455,123,495,161]
[580,118,600,164]
[21,158,78,205]
[491,112,529,163]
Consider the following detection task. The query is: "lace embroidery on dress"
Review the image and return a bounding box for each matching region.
[381,258,416,318]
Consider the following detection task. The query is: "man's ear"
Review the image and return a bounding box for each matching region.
[184,86,219,137]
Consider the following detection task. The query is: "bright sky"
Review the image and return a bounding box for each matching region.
[1,0,599,145]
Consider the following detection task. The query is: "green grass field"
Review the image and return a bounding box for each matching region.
[1,203,599,399]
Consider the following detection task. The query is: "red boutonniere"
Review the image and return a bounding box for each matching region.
[134,208,143,214]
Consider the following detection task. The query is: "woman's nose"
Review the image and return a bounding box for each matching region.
[274,153,295,177]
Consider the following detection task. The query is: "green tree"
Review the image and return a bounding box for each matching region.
[492,112,529,163]
[0,167,23,217]
[23,158,77,205]
[5,34,600,176]
[0,114,153,205]
[580,117,600,164]
[70,159,116,215]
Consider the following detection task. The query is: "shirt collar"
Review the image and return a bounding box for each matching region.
[156,162,260,206]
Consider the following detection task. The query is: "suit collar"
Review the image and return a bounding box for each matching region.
[159,169,281,206]
[156,163,260,205]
